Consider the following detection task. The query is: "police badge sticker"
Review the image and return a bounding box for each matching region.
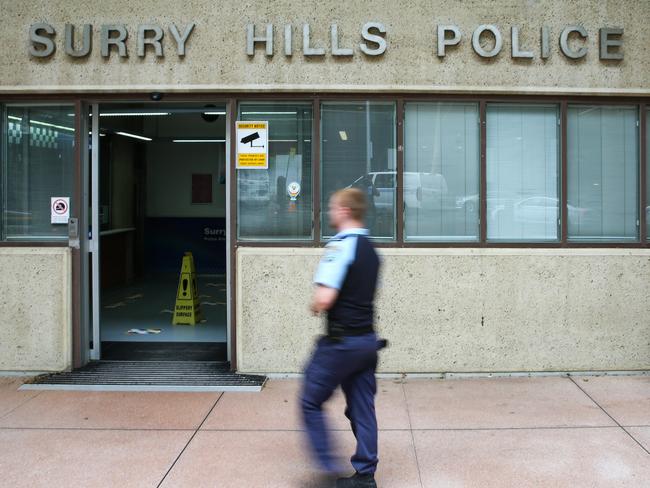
[287,181,301,201]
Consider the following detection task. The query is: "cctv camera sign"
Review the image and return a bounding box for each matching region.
[236,121,268,169]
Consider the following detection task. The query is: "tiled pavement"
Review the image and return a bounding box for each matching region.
[0,375,648,487]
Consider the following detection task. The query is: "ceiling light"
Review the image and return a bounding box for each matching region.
[32,120,74,132]
[172,139,226,143]
[203,111,226,115]
[339,131,348,141]
[241,111,297,115]
[116,131,152,141]
[9,116,74,132]
[100,112,170,117]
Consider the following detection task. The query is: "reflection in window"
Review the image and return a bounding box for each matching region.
[404,102,479,241]
[321,102,396,239]
[237,102,312,240]
[3,105,75,240]
[487,104,560,241]
[568,105,638,241]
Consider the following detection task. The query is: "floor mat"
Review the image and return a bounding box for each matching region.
[21,361,266,392]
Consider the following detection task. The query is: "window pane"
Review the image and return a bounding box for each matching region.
[237,102,312,240]
[487,104,560,241]
[404,102,479,241]
[568,105,638,241]
[4,105,75,240]
[321,102,396,239]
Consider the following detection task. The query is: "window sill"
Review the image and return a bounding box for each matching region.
[0,241,69,247]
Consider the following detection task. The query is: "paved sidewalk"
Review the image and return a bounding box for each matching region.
[0,375,648,487]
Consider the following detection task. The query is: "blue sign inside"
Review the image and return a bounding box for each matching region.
[145,217,227,274]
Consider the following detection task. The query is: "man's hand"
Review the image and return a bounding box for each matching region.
[310,285,339,316]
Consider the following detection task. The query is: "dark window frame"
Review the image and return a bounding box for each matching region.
[0,93,647,249]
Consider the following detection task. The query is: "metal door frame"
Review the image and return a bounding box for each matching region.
[87,102,100,360]
[83,100,232,363]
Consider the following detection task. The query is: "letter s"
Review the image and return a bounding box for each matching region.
[360,22,387,56]
[29,23,56,57]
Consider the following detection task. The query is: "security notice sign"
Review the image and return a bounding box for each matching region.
[51,197,70,224]
[236,121,268,169]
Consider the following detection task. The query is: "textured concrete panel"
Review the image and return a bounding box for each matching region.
[0,248,72,372]
[0,0,648,94]
[236,248,650,373]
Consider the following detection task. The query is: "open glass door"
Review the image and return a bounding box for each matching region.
[85,103,101,360]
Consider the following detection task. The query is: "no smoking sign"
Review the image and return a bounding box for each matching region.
[51,197,70,224]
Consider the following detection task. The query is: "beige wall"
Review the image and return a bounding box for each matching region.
[237,248,650,373]
[0,248,72,372]
[0,0,648,95]
[147,142,227,218]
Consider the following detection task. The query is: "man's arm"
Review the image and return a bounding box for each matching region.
[310,285,339,315]
[311,235,357,316]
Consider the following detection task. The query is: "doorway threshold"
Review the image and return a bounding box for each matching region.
[101,341,227,362]
[20,361,266,392]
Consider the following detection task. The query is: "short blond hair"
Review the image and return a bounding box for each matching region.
[332,187,367,221]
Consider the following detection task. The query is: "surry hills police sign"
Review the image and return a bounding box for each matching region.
[28,22,625,61]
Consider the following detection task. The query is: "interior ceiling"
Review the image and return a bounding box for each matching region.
[98,103,227,139]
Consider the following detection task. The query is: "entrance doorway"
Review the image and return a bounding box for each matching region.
[87,103,229,362]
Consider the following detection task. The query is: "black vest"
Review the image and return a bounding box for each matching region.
[327,234,380,329]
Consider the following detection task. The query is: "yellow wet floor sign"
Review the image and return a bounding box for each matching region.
[172,252,203,325]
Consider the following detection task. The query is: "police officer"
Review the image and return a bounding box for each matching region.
[302,187,381,488]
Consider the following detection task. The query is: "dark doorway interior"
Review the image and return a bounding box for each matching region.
[96,103,228,361]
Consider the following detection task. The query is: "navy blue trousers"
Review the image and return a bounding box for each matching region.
[301,333,378,475]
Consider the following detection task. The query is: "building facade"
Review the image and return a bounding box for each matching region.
[0,0,648,374]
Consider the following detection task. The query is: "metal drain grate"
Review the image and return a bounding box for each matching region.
[20,361,267,392]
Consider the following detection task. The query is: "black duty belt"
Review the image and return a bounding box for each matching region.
[327,321,374,339]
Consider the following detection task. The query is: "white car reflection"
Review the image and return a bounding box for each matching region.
[350,171,448,210]
[514,197,589,224]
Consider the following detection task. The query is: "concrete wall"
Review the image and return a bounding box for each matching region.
[0,248,72,372]
[0,0,648,95]
[237,248,650,373]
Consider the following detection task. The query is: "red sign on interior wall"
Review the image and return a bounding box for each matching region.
[191,174,212,204]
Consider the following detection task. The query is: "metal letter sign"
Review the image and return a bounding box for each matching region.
[236,121,269,169]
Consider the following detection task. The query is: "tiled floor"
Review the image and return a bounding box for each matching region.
[101,274,227,343]
[0,375,648,487]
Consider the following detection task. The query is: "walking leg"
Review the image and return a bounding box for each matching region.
[301,343,343,473]
[341,362,378,475]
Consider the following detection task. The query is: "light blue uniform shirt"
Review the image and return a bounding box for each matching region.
[314,228,369,290]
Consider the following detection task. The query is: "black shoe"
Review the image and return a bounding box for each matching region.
[336,472,377,488]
